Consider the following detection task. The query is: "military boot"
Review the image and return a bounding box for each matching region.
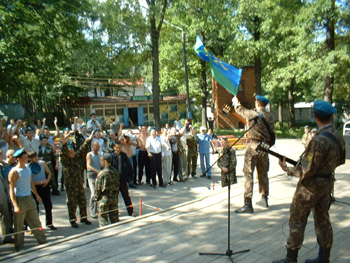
[272,247,298,263]
[256,195,269,208]
[305,247,330,263]
[235,198,254,213]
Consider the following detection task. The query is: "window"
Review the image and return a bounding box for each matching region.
[169,104,177,112]
[95,109,103,116]
[161,113,168,120]
[105,109,115,116]
[116,108,124,115]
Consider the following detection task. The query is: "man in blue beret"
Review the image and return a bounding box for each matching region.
[273,100,345,263]
[8,148,47,251]
[232,95,275,213]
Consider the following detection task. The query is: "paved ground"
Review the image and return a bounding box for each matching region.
[1,139,349,262]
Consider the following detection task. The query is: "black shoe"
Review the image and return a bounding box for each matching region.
[3,237,15,244]
[150,184,157,188]
[52,190,60,196]
[129,183,137,189]
[305,247,330,263]
[272,247,298,263]
[128,212,137,217]
[160,183,167,188]
[71,221,79,228]
[192,175,198,178]
[200,174,206,177]
[256,196,269,208]
[80,219,92,225]
[173,178,180,182]
[47,225,57,230]
[235,198,254,214]
[207,176,212,179]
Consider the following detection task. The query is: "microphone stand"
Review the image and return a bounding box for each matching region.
[199,118,258,262]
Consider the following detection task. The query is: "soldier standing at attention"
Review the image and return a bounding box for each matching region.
[38,134,60,195]
[60,130,94,228]
[232,95,275,213]
[273,100,345,263]
[217,137,237,187]
[93,153,120,227]
[186,127,198,178]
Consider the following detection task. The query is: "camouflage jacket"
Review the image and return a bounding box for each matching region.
[61,138,92,186]
[38,144,57,163]
[93,166,120,202]
[217,147,237,173]
[287,125,345,191]
[186,135,199,154]
[234,103,275,144]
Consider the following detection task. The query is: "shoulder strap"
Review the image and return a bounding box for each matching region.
[319,131,345,161]
[260,115,274,144]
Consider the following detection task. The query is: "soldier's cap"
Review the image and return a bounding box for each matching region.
[13,148,27,158]
[256,95,270,105]
[311,128,317,133]
[44,125,50,130]
[102,152,112,163]
[25,127,34,132]
[29,162,41,175]
[39,134,48,140]
[313,100,337,117]
[304,125,309,129]
[63,127,70,133]
[67,144,74,150]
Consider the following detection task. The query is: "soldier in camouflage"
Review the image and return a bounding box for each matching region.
[186,127,198,178]
[38,134,60,195]
[60,130,94,228]
[233,95,275,213]
[217,137,237,187]
[273,100,345,263]
[93,153,120,227]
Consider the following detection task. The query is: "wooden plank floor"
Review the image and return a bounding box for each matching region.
[2,160,349,263]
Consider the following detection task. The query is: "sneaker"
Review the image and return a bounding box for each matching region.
[71,221,79,228]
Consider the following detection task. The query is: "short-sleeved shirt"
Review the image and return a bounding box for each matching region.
[197,133,212,154]
[146,136,162,154]
[19,134,41,153]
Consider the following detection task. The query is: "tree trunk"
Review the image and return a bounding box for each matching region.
[151,33,161,130]
[278,99,283,126]
[288,78,295,128]
[200,59,207,128]
[253,16,262,95]
[324,0,335,103]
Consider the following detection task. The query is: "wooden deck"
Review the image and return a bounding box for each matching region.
[2,161,349,263]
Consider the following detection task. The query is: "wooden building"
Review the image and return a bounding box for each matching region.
[212,67,256,129]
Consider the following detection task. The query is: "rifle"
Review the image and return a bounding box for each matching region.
[256,142,298,166]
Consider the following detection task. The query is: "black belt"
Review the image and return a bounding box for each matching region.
[151,152,161,155]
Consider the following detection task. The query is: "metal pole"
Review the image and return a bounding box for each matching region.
[182,31,191,116]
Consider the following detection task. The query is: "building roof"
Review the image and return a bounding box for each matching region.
[76,95,187,105]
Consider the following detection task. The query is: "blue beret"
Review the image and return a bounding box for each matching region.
[29,162,41,175]
[63,128,70,133]
[67,144,74,150]
[13,148,26,158]
[39,134,48,140]
[313,100,337,117]
[256,95,270,105]
[25,127,34,132]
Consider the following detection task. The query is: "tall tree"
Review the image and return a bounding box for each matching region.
[145,0,168,130]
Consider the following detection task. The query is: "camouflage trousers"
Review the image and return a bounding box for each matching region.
[186,152,198,177]
[287,182,333,250]
[98,197,119,227]
[66,184,87,222]
[243,144,269,198]
[221,171,237,187]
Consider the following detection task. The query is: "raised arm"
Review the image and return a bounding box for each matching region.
[53,117,60,139]
[39,118,46,135]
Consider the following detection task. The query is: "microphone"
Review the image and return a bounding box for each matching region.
[249,116,259,123]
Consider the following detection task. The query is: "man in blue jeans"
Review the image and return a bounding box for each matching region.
[198,126,214,179]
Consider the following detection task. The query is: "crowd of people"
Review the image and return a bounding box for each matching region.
[0,113,231,251]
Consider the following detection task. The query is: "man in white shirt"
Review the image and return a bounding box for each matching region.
[87,113,101,132]
[161,128,172,185]
[146,129,165,188]
[91,130,105,153]
[17,126,41,154]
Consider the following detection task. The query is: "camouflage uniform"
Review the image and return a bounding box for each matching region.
[61,138,92,222]
[285,125,345,250]
[217,147,237,187]
[38,144,58,192]
[234,103,275,198]
[302,132,312,148]
[107,138,118,153]
[186,135,198,177]
[93,166,120,227]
